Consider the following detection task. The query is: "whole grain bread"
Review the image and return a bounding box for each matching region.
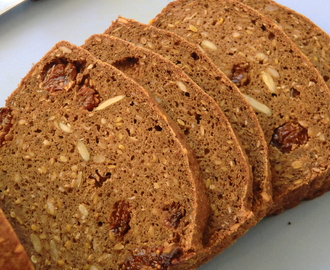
[83,34,254,269]
[104,17,272,219]
[152,0,330,216]
[238,0,330,200]
[239,0,330,90]
[0,208,34,270]
[0,41,210,269]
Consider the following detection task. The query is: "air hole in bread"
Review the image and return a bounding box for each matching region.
[191,52,200,60]
[155,125,163,131]
[195,114,202,124]
[112,57,139,70]
[268,32,276,40]
[290,87,300,98]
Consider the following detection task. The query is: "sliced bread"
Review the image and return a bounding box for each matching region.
[83,34,254,269]
[0,208,34,270]
[238,0,330,200]
[104,17,272,218]
[0,41,209,269]
[152,0,330,215]
[239,0,330,89]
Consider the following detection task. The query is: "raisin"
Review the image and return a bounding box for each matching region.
[110,200,131,237]
[230,62,250,86]
[76,85,100,111]
[0,108,13,146]
[163,202,185,229]
[271,122,308,153]
[120,246,183,270]
[42,63,77,94]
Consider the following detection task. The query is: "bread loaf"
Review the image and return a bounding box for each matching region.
[152,0,330,215]
[0,41,210,269]
[105,17,272,218]
[83,34,254,269]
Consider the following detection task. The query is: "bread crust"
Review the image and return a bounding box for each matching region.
[0,209,35,270]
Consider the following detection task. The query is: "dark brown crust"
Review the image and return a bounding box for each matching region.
[0,41,209,269]
[0,208,35,270]
[105,17,272,218]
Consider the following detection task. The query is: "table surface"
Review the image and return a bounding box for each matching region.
[1,1,330,269]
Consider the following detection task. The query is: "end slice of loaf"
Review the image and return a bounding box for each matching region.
[0,208,35,270]
[0,41,209,269]
[105,16,272,219]
[152,0,330,216]
[83,34,254,269]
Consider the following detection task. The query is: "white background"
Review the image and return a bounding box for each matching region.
[1,1,330,269]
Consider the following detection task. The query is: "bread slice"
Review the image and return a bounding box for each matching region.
[152,0,330,215]
[83,34,254,269]
[239,0,330,91]
[0,41,210,269]
[0,208,34,270]
[238,0,330,200]
[105,17,272,218]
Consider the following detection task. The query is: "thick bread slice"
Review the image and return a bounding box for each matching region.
[152,0,330,215]
[105,17,272,218]
[0,41,209,269]
[0,208,34,270]
[239,0,330,91]
[238,0,330,200]
[83,34,254,269]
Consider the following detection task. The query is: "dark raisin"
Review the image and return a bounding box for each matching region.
[0,108,13,146]
[110,200,131,237]
[42,63,77,94]
[271,122,308,153]
[120,246,183,270]
[230,62,250,86]
[163,202,185,229]
[76,85,100,111]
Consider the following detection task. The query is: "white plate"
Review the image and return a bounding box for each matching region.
[1,1,330,269]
